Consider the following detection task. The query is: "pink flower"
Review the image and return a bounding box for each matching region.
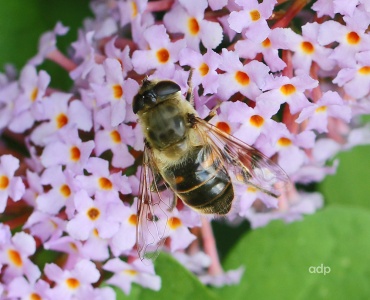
[0,229,40,283]
[66,190,120,241]
[132,24,186,76]
[296,91,351,133]
[30,92,92,146]
[44,259,109,300]
[257,74,318,114]
[228,0,276,43]
[103,258,161,294]
[164,0,223,50]
[7,277,50,299]
[217,49,269,101]
[0,155,25,213]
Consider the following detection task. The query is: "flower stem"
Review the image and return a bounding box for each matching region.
[201,217,223,276]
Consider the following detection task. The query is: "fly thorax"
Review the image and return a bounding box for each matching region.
[145,103,187,150]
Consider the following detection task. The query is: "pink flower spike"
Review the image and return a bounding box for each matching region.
[104,39,133,78]
[0,81,19,131]
[28,22,69,66]
[0,231,41,283]
[69,31,98,80]
[333,0,359,16]
[103,258,161,294]
[7,277,50,299]
[0,155,25,213]
[318,19,370,68]
[296,91,351,133]
[179,48,222,95]
[235,31,286,72]
[312,0,335,17]
[44,236,84,268]
[256,123,315,175]
[118,0,148,27]
[217,49,269,101]
[257,74,318,114]
[30,92,92,146]
[244,192,323,228]
[109,201,138,256]
[132,24,186,75]
[23,170,43,207]
[164,0,223,50]
[165,209,197,253]
[13,64,50,114]
[41,127,95,174]
[270,25,335,75]
[200,266,245,287]
[66,190,121,241]
[44,259,100,300]
[36,166,77,215]
[24,211,65,243]
[8,66,50,133]
[91,58,140,126]
[228,0,276,43]
[81,229,110,261]
[333,50,370,99]
[75,157,132,196]
[208,0,228,10]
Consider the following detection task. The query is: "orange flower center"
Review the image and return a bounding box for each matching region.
[280,84,296,96]
[188,17,200,35]
[315,106,327,113]
[278,137,292,147]
[87,207,100,221]
[169,217,182,229]
[112,84,123,99]
[30,293,42,300]
[156,48,170,64]
[98,177,113,190]
[250,115,264,127]
[301,41,314,54]
[30,87,38,102]
[110,130,122,143]
[199,63,209,76]
[70,146,81,162]
[262,38,271,48]
[250,9,261,21]
[131,1,138,18]
[66,277,80,289]
[358,66,370,75]
[0,175,9,189]
[128,214,137,225]
[216,121,231,134]
[8,249,23,267]
[235,71,250,86]
[346,31,360,45]
[56,113,69,129]
[60,184,71,197]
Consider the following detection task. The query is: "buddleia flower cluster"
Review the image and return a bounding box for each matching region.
[0,0,370,297]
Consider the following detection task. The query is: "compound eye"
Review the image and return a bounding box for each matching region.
[153,81,181,97]
[132,94,145,114]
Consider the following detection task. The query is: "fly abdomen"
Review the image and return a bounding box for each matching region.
[163,145,234,215]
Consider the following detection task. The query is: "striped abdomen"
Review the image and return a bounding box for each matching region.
[163,144,234,215]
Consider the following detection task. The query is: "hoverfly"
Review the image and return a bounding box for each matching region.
[132,71,290,261]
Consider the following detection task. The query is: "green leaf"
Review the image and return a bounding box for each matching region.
[111,253,221,300]
[319,144,370,210]
[217,205,370,300]
[0,0,91,89]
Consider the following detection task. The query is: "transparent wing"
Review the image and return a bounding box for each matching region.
[136,144,177,262]
[194,117,291,198]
